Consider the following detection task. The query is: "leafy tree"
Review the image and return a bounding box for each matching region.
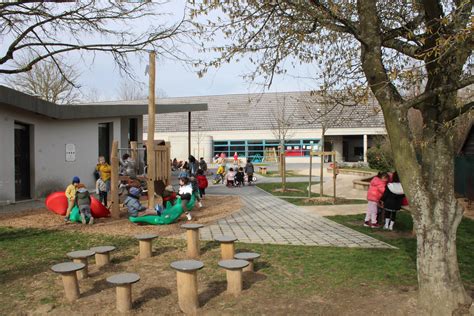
[189,1,473,313]
[366,136,394,172]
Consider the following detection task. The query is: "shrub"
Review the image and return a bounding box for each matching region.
[367,137,394,172]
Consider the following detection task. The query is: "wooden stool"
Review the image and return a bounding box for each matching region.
[181,224,204,258]
[234,252,261,272]
[135,233,158,259]
[214,235,237,260]
[170,260,204,315]
[218,259,249,296]
[51,262,85,302]
[106,273,140,312]
[90,246,116,267]
[66,250,95,280]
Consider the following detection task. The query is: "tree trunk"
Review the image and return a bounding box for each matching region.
[410,143,470,315]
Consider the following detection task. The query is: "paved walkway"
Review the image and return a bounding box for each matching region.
[200,184,393,248]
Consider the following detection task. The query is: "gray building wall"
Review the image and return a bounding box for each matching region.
[0,105,139,204]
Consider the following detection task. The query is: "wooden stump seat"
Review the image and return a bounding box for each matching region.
[218,259,249,296]
[106,273,140,312]
[66,250,95,280]
[90,246,116,267]
[234,252,261,272]
[214,235,238,260]
[181,224,204,258]
[51,262,85,302]
[170,260,204,315]
[135,233,158,259]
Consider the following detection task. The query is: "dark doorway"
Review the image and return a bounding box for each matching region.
[14,122,31,200]
[98,123,112,162]
[129,118,138,142]
[343,141,349,162]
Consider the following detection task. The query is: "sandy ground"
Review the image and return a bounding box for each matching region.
[0,195,241,237]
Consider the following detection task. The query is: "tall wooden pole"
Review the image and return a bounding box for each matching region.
[308,151,312,198]
[147,51,156,209]
[320,129,325,197]
[188,112,191,159]
[110,140,120,218]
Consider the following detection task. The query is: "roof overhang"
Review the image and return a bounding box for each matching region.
[0,85,207,119]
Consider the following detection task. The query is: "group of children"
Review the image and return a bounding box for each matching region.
[215,159,255,187]
[365,171,406,230]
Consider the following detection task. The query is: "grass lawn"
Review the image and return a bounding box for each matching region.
[257,182,367,205]
[259,170,301,178]
[329,211,474,286]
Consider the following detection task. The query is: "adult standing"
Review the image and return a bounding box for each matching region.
[199,157,208,173]
[244,158,255,186]
[188,155,199,177]
[96,156,111,203]
[233,152,239,165]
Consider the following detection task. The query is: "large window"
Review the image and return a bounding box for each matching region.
[213,139,321,159]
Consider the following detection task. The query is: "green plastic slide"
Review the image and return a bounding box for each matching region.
[69,205,90,223]
[129,194,196,225]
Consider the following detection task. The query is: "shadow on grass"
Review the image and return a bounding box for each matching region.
[134,287,171,309]
[243,271,267,290]
[110,255,135,265]
[199,280,227,307]
[153,246,178,257]
[81,278,110,298]
[254,261,272,272]
[200,241,220,255]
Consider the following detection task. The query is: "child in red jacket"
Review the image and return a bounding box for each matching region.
[364,172,389,228]
[196,169,208,199]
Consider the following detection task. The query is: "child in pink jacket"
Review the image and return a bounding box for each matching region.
[364,172,389,228]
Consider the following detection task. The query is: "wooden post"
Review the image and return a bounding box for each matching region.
[62,272,81,302]
[333,158,337,204]
[111,140,120,218]
[320,133,325,197]
[116,284,132,312]
[308,152,312,198]
[176,271,199,315]
[139,240,153,259]
[282,151,286,192]
[130,141,138,164]
[221,243,235,260]
[226,270,243,295]
[147,51,156,209]
[188,112,191,159]
[72,258,88,280]
[187,229,200,259]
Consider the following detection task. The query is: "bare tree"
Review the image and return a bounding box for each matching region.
[117,80,167,101]
[0,1,194,80]
[5,57,80,104]
[191,1,474,313]
[270,95,295,190]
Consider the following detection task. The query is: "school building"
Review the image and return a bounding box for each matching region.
[145,91,387,163]
[0,85,206,205]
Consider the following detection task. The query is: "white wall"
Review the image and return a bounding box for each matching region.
[0,105,134,203]
[145,127,386,162]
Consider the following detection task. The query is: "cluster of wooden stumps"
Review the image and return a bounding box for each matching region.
[51,225,260,314]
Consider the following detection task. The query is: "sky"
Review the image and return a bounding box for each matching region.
[70,1,319,101]
[0,1,320,101]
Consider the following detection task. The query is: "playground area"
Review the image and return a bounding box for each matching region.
[0,195,240,237]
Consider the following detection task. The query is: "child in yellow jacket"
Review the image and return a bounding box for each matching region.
[65,176,80,223]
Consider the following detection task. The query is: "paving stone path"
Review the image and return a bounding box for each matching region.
[199,184,393,248]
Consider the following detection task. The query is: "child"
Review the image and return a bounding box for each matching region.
[226,167,236,187]
[235,167,245,186]
[196,169,209,199]
[96,178,107,206]
[75,184,94,225]
[162,185,177,205]
[64,176,80,223]
[380,172,405,230]
[216,164,226,184]
[96,156,111,193]
[364,172,389,228]
[178,177,194,220]
[179,162,189,178]
[124,187,156,218]
[189,176,203,208]
[244,159,255,186]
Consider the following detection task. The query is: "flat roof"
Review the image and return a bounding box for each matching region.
[0,85,207,119]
